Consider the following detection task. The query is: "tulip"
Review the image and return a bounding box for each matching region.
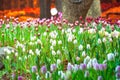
[31,66,37,73]
[98,76,103,80]
[80,63,86,70]
[79,44,83,51]
[50,64,57,72]
[116,66,120,72]
[18,76,23,80]
[84,71,89,78]
[41,65,47,74]
[67,63,73,71]
[107,53,115,61]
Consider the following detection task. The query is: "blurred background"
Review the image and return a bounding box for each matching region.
[0,0,120,21]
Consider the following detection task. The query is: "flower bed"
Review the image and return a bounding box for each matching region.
[0,16,120,80]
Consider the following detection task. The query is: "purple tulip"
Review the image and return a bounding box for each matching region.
[102,64,107,70]
[99,64,104,71]
[31,66,37,73]
[50,64,57,72]
[93,63,99,70]
[116,66,120,72]
[67,63,73,71]
[41,65,47,74]
[80,63,86,70]
[18,76,23,80]
[116,72,120,79]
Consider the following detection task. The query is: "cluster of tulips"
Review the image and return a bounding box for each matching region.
[0,13,120,80]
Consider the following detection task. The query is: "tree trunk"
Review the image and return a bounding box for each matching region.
[0,0,4,10]
[62,0,93,22]
[87,0,101,18]
[40,0,51,19]
[55,0,62,12]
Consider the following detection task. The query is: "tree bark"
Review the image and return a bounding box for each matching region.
[0,0,4,10]
[55,0,62,12]
[40,0,51,19]
[87,0,101,18]
[62,0,93,22]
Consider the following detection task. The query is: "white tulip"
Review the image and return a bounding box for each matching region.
[6,49,11,54]
[107,53,115,61]
[22,47,25,52]
[61,72,65,79]
[92,58,98,64]
[37,39,42,44]
[45,71,51,79]
[78,28,84,34]
[87,44,90,49]
[73,64,79,72]
[11,49,15,53]
[67,28,72,33]
[50,39,53,43]
[87,62,92,69]
[57,50,61,55]
[79,44,83,51]
[65,70,71,80]
[52,50,56,55]
[49,31,58,39]
[57,59,61,65]
[76,56,80,61]
[98,38,102,44]
[43,32,47,36]
[24,56,27,60]
[84,71,89,77]
[99,28,105,35]
[31,36,36,41]
[73,39,77,44]
[62,29,65,34]
[35,49,41,55]
[15,52,18,56]
[3,48,8,53]
[88,29,96,34]
[105,31,109,37]
[58,70,63,76]
[84,56,90,64]
[52,40,56,46]
[109,38,113,42]
[111,30,119,38]
[29,50,34,55]
[82,51,86,57]
[50,46,54,50]
[102,37,106,43]
[73,29,76,33]
[36,75,40,80]
[6,56,10,59]
[58,40,62,45]
[68,37,72,42]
